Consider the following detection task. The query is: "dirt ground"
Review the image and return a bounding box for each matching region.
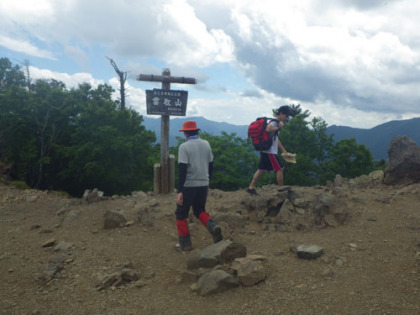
[0,180,419,315]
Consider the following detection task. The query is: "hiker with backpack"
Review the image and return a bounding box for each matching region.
[246,105,291,195]
[175,120,223,251]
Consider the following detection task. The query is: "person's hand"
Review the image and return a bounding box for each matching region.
[279,121,284,128]
[177,192,183,206]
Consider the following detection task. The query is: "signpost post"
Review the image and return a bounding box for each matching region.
[137,68,196,194]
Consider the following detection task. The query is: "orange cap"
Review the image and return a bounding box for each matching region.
[179,120,200,131]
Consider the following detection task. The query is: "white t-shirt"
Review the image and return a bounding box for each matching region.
[262,120,279,155]
[178,138,213,187]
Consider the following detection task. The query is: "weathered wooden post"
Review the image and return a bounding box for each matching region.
[137,69,196,194]
[168,154,175,193]
[153,163,161,194]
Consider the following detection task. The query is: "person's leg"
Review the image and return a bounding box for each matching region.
[192,186,223,243]
[276,169,284,187]
[249,169,263,189]
[267,153,284,187]
[175,188,194,249]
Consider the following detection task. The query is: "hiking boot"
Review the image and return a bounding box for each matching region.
[176,235,192,251]
[246,188,258,195]
[207,220,223,243]
[174,243,193,252]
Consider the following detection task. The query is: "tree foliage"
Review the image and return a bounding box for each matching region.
[0,58,156,196]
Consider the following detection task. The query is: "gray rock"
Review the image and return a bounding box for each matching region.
[296,245,324,259]
[103,210,127,229]
[231,257,266,286]
[333,174,345,187]
[384,136,420,185]
[131,191,148,199]
[187,241,247,269]
[195,269,239,296]
[41,238,57,248]
[83,188,105,203]
[314,193,349,226]
[53,241,74,251]
[61,210,81,226]
[96,268,140,290]
[136,206,154,227]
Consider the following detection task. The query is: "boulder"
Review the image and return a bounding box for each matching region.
[103,210,127,229]
[384,136,420,185]
[231,257,266,286]
[295,245,324,260]
[195,269,239,296]
[187,241,247,270]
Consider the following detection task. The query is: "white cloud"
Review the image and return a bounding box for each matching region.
[0,35,55,60]
[29,66,104,89]
[1,0,420,129]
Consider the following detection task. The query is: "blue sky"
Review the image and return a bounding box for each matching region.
[1,0,420,128]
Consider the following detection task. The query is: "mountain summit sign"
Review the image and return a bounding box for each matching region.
[146,89,188,116]
[137,68,196,194]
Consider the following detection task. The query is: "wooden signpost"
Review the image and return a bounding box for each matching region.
[137,68,196,194]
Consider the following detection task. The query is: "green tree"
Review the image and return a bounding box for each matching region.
[327,138,374,179]
[54,83,157,196]
[203,132,257,190]
[0,57,26,90]
[1,60,157,196]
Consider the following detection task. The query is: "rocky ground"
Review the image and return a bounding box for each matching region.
[1,174,419,315]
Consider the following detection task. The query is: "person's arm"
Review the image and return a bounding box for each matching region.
[266,122,280,133]
[208,161,213,180]
[177,163,188,205]
[278,139,287,154]
[178,163,187,193]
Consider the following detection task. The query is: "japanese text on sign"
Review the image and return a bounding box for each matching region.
[146,89,188,116]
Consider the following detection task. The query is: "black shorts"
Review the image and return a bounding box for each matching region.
[258,152,284,172]
[175,186,208,220]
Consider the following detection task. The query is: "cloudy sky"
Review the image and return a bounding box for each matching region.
[1,0,419,128]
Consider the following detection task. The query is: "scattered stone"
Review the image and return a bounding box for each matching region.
[187,241,247,270]
[349,243,358,250]
[40,255,67,284]
[96,272,120,290]
[132,191,148,199]
[178,270,199,284]
[121,268,140,282]
[53,241,74,251]
[296,245,324,260]
[231,257,266,286]
[61,210,81,226]
[83,188,105,203]
[41,238,57,248]
[195,269,239,296]
[136,206,154,227]
[322,267,335,278]
[103,210,127,229]
[369,170,384,184]
[96,268,140,290]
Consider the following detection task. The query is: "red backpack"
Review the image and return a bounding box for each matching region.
[248,117,279,151]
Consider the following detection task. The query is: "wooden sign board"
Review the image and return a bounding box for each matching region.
[146,89,188,116]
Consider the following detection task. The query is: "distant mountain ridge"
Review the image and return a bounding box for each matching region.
[142,116,248,147]
[326,117,420,160]
[142,116,420,160]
